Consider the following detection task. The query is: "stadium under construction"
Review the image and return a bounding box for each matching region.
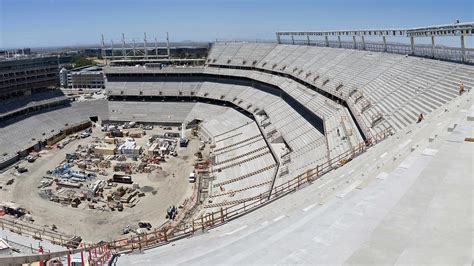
[0,23,473,265]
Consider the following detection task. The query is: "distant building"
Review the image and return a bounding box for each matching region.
[67,65,105,89]
[83,48,101,57]
[0,48,31,57]
[58,55,73,66]
[0,56,59,100]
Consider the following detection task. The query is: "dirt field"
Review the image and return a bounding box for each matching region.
[0,125,208,242]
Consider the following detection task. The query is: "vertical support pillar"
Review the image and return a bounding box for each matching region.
[410,36,415,55]
[88,244,92,263]
[382,36,387,52]
[306,34,310,45]
[132,39,136,57]
[67,250,71,266]
[325,35,329,47]
[431,35,435,58]
[166,32,171,59]
[110,40,114,62]
[101,34,107,65]
[361,36,365,50]
[352,36,356,49]
[144,32,148,60]
[338,36,341,48]
[80,250,85,266]
[155,37,159,57]
[460,35,466,63]
[276,33,281,44]
[121,33,126,60]
[291,34,295,45]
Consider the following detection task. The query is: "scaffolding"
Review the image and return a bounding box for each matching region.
[100,32,171,64]
[276,22,474,63]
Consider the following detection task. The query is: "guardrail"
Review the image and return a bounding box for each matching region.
[0,125,391,264]
[280,39,474,64]
[104,127,392,254]
[0,218,82,248]
[1,107,392,265]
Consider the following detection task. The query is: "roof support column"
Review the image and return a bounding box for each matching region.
[361,36,365,50]
[132,39,136,57]
[144,32,148,60]
[431,36,435,58]
[276,33,281,44]
[352,36,356,49]
[460,35,466,63]
[383,36,387,52]
[101,34,107,65]
[122,33,126,60]
[410,36,415,55]
[307,34,310,45]
[111,40,114,61]
[338,36,341,48]
[166,32,171,59]
[325,36,329,47]
[291,34,295,45]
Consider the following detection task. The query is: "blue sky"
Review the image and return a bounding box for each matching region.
[0,0,472,48]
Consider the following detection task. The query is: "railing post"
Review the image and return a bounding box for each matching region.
[88,244,92,263]
[67,249,71,266]
[220,207,224,223]
[80,249,85,266]
[201,215,204,232]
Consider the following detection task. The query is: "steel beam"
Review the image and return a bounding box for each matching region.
[382,36,387,52]
[166,32,171,59]
[431,36,435,58]
[276,22,474,38]
[122,33,126,59]
[144,32,148,59]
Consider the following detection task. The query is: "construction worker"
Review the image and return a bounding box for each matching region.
[459,83,465,95]
[417,113,424,123]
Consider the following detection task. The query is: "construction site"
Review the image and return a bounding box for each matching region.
[0,9,472,263]
[0,121,211,242]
